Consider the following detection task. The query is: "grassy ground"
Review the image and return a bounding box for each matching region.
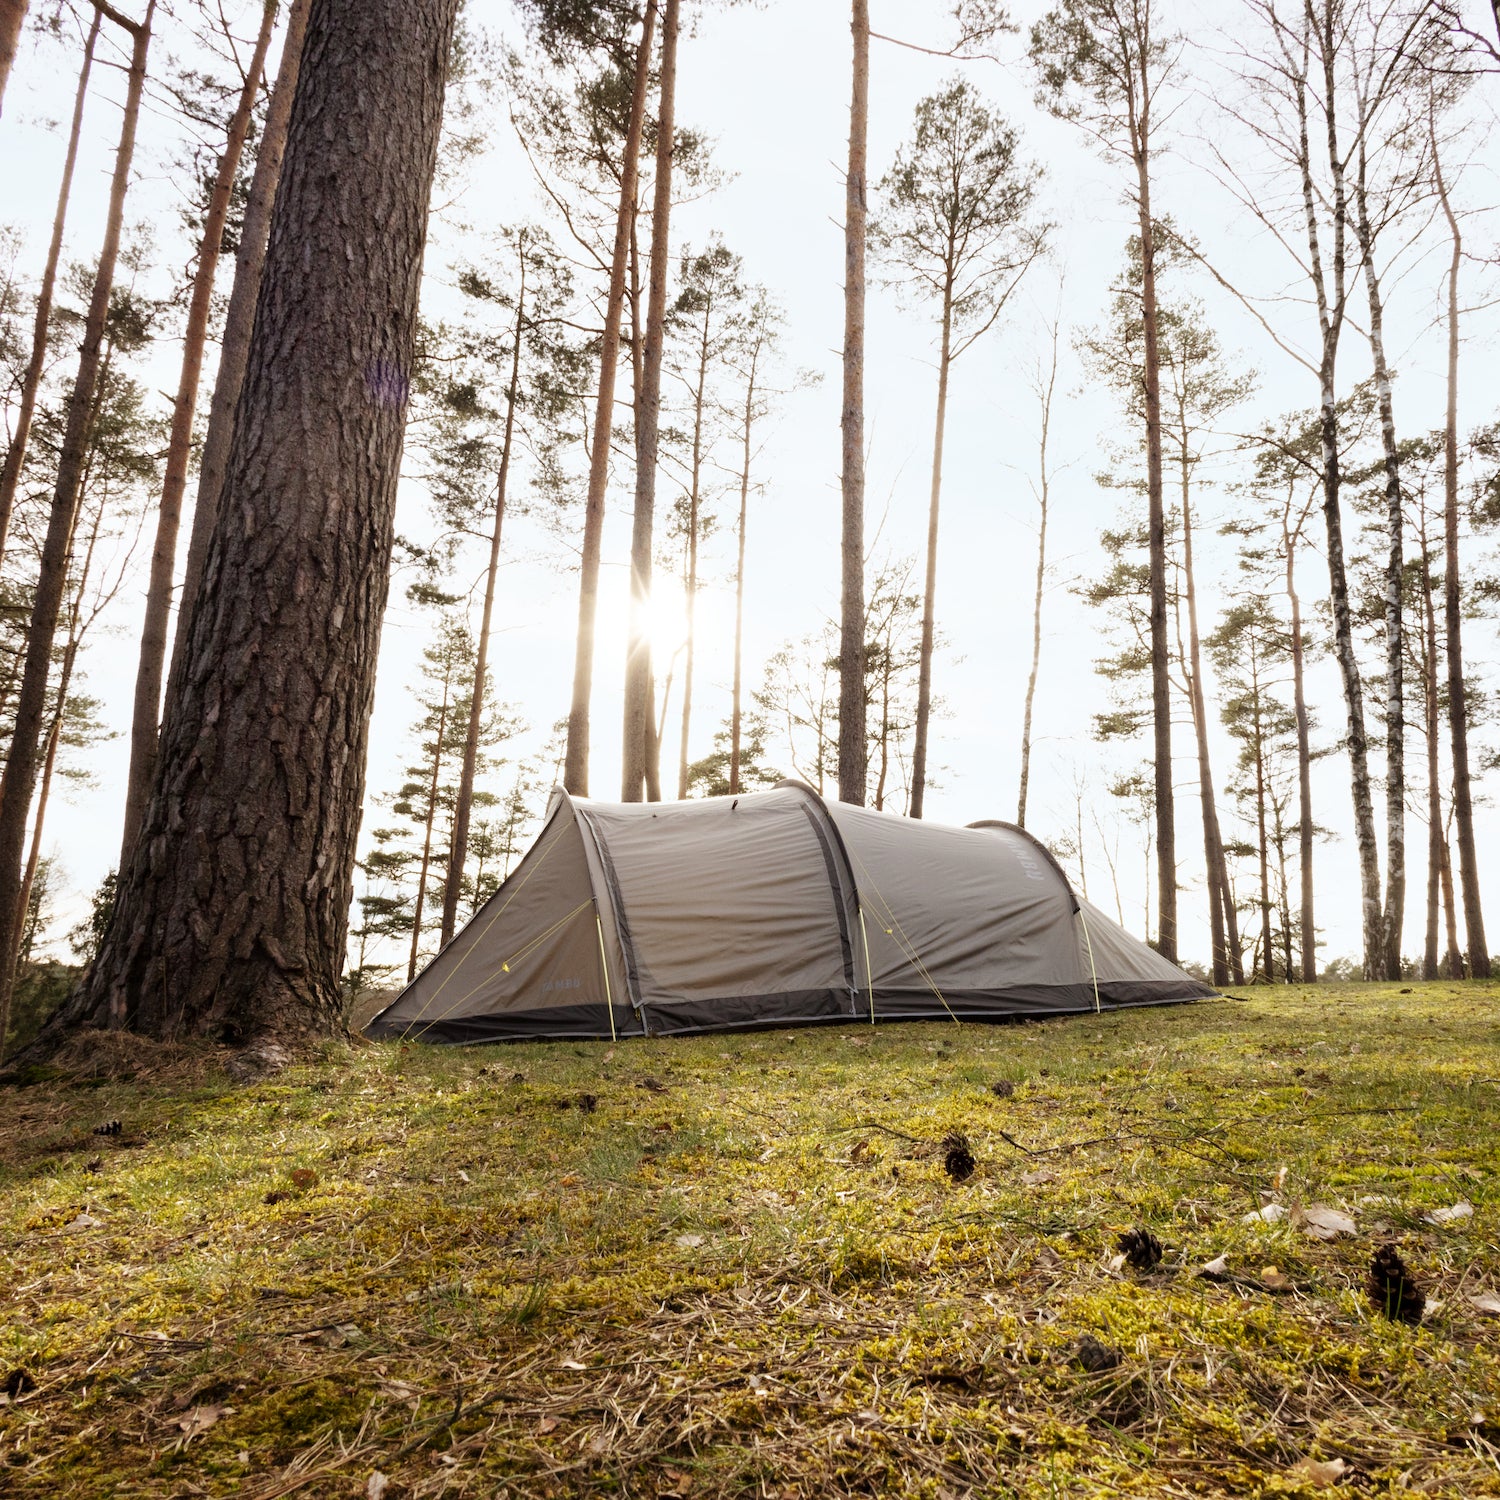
[1,984,1497,1499]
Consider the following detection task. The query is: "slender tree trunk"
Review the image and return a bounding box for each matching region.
[728,336,761,797]
[34,0,460,1061]
[1432,101,1488,977]
[173,0,312,668]
[1017,326,1055,832]
[0,0,26,116]
[909,283,953,819]
[1439,814,1462,978]
[1301,11,1382,977]
[1252,646,1272,983]
[677,291,712,799]
[1180,437,1236,985]
[837,0,869,806]
[118,0,276,868]
[1353,121,1406,979]
[1133,107,1175,960]
[1420,520,1442,981]
[563,1,656,797]
[0,1,152,1053]
[439,267,524,947]
[408,670,451,983]
[0,8,98,565]
[1286,519,1316,983]
[621,0,678,801]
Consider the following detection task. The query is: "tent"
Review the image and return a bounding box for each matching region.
[367,782,1213,1044]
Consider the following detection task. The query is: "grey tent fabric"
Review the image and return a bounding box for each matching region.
[367,782,1213,1044]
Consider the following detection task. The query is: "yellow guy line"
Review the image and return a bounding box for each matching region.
[596,909,618,1043]
[1076,903,1103,1015]
[857,908,875,1025]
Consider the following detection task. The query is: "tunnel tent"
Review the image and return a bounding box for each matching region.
[366,781,1213,1044]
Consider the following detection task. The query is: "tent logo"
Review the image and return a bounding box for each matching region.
[1014,846,1048,883]
[542,977,582,995]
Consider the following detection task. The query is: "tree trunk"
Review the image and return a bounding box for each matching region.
[0,6,98,565]
[1016,327,1054,832]
[1252,642,1272,982]
[1132,108,1175,960]
[1439,815,1462,979]
[172,0,312,672]
[563,1,656,797]
[0,0,26,116]
[837,0,869,806]
[1285,518,1316,983]
[677,284,712,799]
[1303,8,1382,978]
[408,668,451,983]
[1420,518,1441,981]
[1353,121,1405,980]
[621,0,678,802]
[908,282,953,820]
[728,334,762,797]
[1433,100,1488,977]
[0,1,152,1054]
[118,0,277,868]
[34,0,459,1060]
[439,262,524,947]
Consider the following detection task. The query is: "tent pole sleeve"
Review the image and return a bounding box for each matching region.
[596,908,618,1042]
[858,908,875,1025]
[966,818,1082,914]
[573,801,647,1027]
[1077,904,1103,1015]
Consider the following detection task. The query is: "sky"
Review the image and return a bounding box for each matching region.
[3,0,1500,975]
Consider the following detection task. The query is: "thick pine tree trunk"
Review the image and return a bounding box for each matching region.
[1433,113,1488,977]
[837,0,869,807]
[908,283,953,820]
[563,1,656,797]
[0,2,152,1054]
[440,272,523,947]
[621,0,678,802]
[0,7,98,565]
[0,0,26,115]
[1134,138,1176,960]
[1354,129,1406,980]
[34,0,459,1060]
[119,0,277,868]
[173,0,312,673]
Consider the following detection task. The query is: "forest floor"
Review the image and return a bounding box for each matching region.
[0,984,1498,1499]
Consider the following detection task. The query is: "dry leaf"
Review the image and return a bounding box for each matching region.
[62,1213,102,1232]
[176,1403,230,1438]
[1261,1266,1291,1292]
[558,1174,580,1187]
[366,1474,389,1500]
[1289,1455,1346,1486]
[536,1415,560,1434]
[1021,1167,1056,1186]
[456,1169,471,1184]
[1200,1253,1231,1280]
[289,1168,318,1190]
[1297,1204,1357,1240]
[1243,1203,1286,1225]
[1468,1292,1500,1317]
[560,1359,587,1371]
[1426,1201,1473,1225]
[675,1233,705,1249]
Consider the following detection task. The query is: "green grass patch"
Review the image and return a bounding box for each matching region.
[1,982,1498,1496]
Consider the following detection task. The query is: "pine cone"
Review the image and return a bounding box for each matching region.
[1118,1226,1164,1271]
[942,1131,976,1182]
[1368,1244,1424,1324]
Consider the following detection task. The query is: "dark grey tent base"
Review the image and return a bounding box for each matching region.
[369,980,1209,1045]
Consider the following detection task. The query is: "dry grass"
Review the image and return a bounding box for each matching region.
[1,983,1498,1497]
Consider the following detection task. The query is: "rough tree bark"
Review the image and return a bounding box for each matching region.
[907,271,953,820]
[0,7,99,565]
[837,0,869,806]
[172,0,312,673]
[1417,513,1453,980]
[0,0,152,1055]
[1017,324,1057,832]
[32,0,460,1061]
[118,0,277,868]
[1283,498,1317,983]
[620,0,678,801]
[439,260,524,947]
[562,1,656,797]
[0,0,27,115]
